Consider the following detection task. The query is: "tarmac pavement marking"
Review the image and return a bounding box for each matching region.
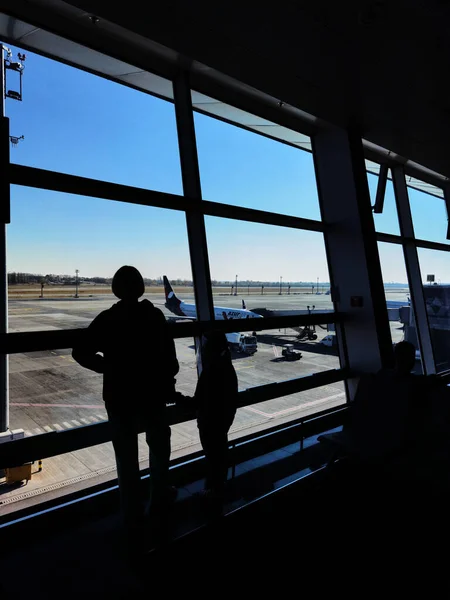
[244,392,346,418]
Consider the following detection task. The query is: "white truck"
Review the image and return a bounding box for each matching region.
[226,332,257,354]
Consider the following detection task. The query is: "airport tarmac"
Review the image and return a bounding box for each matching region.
[1,289,407,510]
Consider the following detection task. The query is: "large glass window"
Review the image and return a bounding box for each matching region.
[211,326,340,393]
[409,186,449,245]
[8,186,192,330]
[7,46,182,194]
[205,218,331,306]
[194,101,320,219]
[204,217,339,391]
[377,242,422,373]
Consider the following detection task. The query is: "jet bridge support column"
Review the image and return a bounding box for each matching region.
[173,72,214,370]
[313,127,393,399]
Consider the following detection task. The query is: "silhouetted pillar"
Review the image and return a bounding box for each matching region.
[313,127,392,399]
[173,73,214,373]
[173,72,214,323]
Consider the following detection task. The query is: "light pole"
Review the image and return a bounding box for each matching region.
[279,276,282,295]
[317,277,319,294]
[0,45,7,434]
[234,274,238,296]
[0,45,26,435]
[75,269,79,298]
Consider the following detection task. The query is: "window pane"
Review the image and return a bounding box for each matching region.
[194,103,320,219]
[368,172,400,236]
[205,218,332,307]
[8,339,197,437]
[9,348,107,436]
[409,186,449,245]
[231,381,346,441]
[8,186,192,330]
[201,218,340,392]
[213,326,340,393]
[377,242,422,374]
[7,46,182,194]
[418,248,450,372]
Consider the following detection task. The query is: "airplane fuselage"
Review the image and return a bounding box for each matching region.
[176,301,262,321]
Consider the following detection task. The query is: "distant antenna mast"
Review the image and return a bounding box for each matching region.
[3,47,25,102]
[9,134,24,148]
[3,46,26,147]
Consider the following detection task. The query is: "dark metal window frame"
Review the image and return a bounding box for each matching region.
[373,166,450,374]
[1,69,344,462]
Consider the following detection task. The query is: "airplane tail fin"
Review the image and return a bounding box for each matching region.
[163,276,183,316]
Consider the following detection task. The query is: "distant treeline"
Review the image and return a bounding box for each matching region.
[7,272,410,287]
[7,273,193,286]
[8,272,111,285]
[7,272,332,286]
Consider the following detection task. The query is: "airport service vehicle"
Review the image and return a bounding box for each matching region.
[321,334,337,348]
[297,323,318,341]
[281,344,302,361]
[225,332,257,354]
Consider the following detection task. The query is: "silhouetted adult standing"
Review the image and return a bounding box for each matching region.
[72,266,179,538]
[194,330,238,501]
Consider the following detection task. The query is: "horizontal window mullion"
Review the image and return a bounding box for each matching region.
[9,163,187,211]
[375,232,403,244]
[10,164,325,232]
[376,232,450,252]
[413,237,450,252]
[0,312,342,353]
[201,199,324,232]
[0,368,347,468]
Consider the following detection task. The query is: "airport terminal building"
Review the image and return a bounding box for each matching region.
[1,1,449,591]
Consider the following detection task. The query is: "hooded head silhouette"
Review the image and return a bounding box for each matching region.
[112,266,145,301]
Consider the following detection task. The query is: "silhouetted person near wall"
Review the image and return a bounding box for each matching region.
[178,330,237,504]
[72,266,179,542]
[197,330,238,506]
[346,340,421,462]
[320,340,423,472]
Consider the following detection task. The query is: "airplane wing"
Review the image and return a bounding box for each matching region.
[166,315,195,322]
[251,307,333,318]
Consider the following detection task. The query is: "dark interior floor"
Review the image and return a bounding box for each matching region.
[2,433,450,598]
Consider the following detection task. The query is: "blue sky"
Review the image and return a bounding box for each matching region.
[5,45,449,283]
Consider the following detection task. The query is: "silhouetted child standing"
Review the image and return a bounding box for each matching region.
[193,330,238,499]
[72,266,179,538]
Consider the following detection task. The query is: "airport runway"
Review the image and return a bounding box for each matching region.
[1,289,407,509]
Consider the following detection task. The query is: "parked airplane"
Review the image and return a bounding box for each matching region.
[163,276,263,321]
[163,276,409,338]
